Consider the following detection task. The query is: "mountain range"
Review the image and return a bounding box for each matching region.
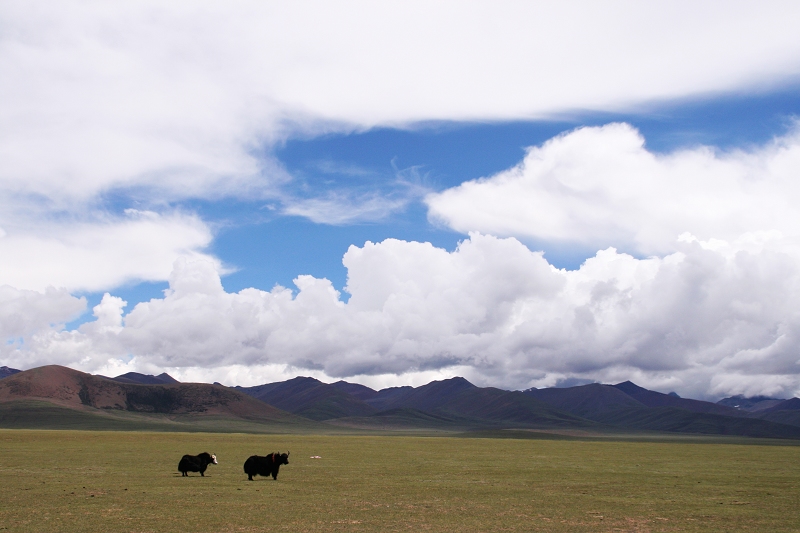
[2,364,800,439]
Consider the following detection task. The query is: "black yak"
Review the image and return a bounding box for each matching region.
[243,452,290,480]
[178,452,218,477]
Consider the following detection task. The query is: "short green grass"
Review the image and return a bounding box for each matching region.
[1,430,798,532]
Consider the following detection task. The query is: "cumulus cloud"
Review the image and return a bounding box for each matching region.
[0,286,85,340]
[427,123,800,255]
[5,234,800,399]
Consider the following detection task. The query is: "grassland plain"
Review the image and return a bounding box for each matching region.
[0,430,799,532]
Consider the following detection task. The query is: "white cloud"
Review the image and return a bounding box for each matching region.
[3,1,800,207]
[279,161,433,224]
[6,234,800,399]
[0,285,85,339]
[281,193,411,225]
[83,293,127,335]
[427,123,800,256]
[0,210,217,292]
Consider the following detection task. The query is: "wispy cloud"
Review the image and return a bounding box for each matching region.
[308,160,376,178]
[279,161,432,225]
[281,193,410,225]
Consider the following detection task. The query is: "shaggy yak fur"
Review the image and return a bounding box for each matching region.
[178,452,218,477]
[243,452,290,480]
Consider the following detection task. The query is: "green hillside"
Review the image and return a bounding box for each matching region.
[595,406,800,439]
[0,399,322,433]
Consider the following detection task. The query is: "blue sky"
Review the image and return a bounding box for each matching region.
[5,2,800,398]
[90,84,800,312]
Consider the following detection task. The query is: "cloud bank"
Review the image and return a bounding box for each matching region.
[5,228,800,400]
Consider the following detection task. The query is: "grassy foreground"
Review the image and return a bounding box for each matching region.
[0,430,799,532]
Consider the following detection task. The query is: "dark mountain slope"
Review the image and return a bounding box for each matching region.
[364,377,476,412]
[109,372,179,385]
[523,380,800,438]
[757,410,800,427]
[330,380,379,401]
[0,366,21,380]
[717,394,785,412]
[364,386,415,411]
[237,376,588,430]
[613,381,742,416]
[236,375,319,401]
[524,383,646,420]
[437,387,591,428]
[763,398,800,412]
[237,376,377,420]
[327,387,594,431]
[752,398,800,427]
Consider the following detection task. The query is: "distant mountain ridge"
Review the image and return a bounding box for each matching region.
[2,364,800,439]
[610,381,741,416]
[765,398,800,412]
[108,371,179,385]
[717,394,787,412]
[235,374,800,438]
[235,376,377,421]
[0,366,21,379]
[524,383,646,420]
[235,375,589,430]
[522,381,800,438]
[330,380,379,401]
[365,377,476,412]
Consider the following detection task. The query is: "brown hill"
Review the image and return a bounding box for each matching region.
[0,365,300,423]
